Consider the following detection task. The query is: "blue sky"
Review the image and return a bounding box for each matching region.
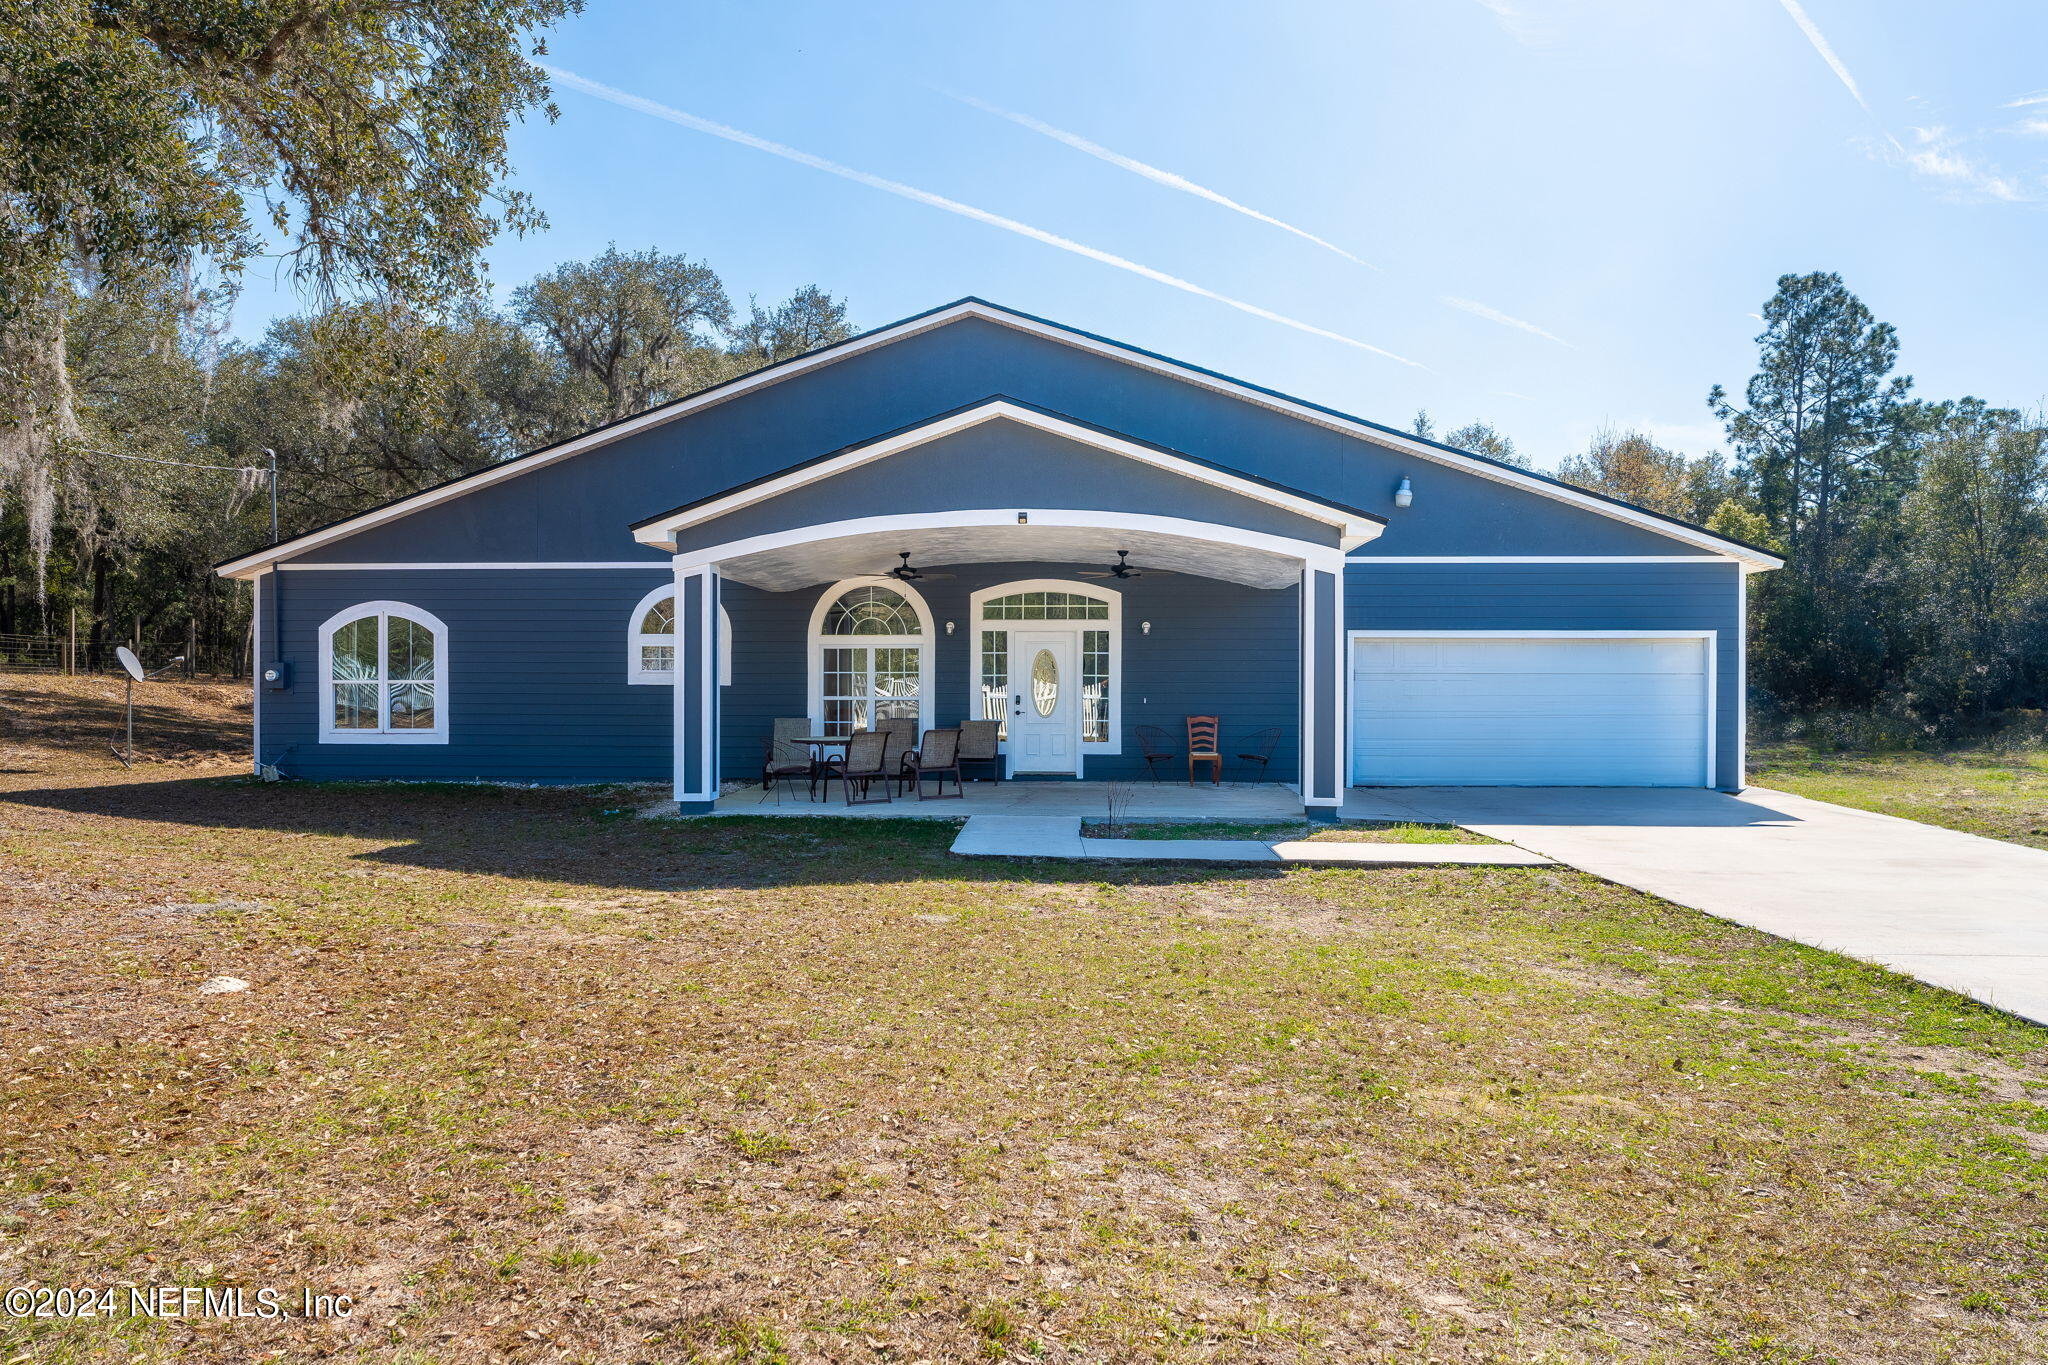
[234,0,2048,472]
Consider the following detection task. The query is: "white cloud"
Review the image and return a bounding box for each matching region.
[2009,117,2048,138]
[1472,0,1556,47]
[1441,296,1576,348]
[944,93,1376,270]
[1893,125,2032,202]
[2003,91,2048,109]
[544,66,1424,368]
[1775,0,1875,116]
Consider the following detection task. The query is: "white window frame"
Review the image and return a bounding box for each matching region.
[967,580,1123,759]
[628,583,730,686]
[806,576,934,736]
[317,600,450,745]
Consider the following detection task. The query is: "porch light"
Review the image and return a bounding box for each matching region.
[1394,477,1413,508]
[1016,511,1028,524]
[1142,621,1151,635]
[945,621,955,635]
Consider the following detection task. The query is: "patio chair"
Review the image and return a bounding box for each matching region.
[957,719,1003,783]
[874,716,918,784]
[1135,725,1179,783]
[904,727,963,800]
[821,729,894,806]
[762,716,815,803]
[1232,726,1283,786]
[1186,715,1222,786]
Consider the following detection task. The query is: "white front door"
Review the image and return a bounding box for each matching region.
[1008,630,1080,774]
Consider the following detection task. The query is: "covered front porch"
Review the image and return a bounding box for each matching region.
[707,776,1304,820]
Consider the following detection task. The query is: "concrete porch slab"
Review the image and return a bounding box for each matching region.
[705,779,1304,821]
[949,816,1557,867]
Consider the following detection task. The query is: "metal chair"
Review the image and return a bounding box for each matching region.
[822,729,894,805]
[957,719,1003,783]
[1186,715,1222,786]
[762,717,814,802]
[1135,725,1179,783]
[1233,726,1283,785]
[904,727,963,800]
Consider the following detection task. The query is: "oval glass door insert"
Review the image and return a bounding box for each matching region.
[1031,649,1059,716]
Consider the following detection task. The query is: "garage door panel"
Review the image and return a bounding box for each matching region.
[1351,636,1709,787]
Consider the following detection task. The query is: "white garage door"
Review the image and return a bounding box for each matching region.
[1351,635,1711,787]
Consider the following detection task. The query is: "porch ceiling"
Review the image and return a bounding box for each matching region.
[715,523,1306,591]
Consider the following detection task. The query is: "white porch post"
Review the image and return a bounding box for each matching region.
[672,560,721,811]
[1299,560,1345,816]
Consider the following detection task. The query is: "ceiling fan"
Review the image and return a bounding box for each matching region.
[886,551,953,582]
[1078,549,1143,580]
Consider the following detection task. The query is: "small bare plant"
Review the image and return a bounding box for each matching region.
[1104,779,1132,836]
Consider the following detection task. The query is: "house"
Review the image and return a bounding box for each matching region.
[215,298,1781,814]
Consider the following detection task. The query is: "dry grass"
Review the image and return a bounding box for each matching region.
[1753,744,2048,851]
[2,683,2044,1363]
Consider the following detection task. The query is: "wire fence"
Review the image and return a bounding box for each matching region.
[0,632,249,680]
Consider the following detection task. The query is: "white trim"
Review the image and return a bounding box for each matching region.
[672,568,722,802]
[250,570,265,775]
[277,561,669,572]
[967,579,1124,768]
[1344,629,1718,789]
[624,585,730,687]
[1353,555,1756,568]
[672,509,1345,579]
[216,300,1776,580]
[1300,568,1315,800]
[634,399,1380,550]
[316,601,451,745]
[805,576,937,738]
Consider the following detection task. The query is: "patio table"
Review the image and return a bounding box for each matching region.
[794,735,850,801]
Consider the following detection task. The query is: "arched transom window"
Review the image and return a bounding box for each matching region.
[318,602,448,744]
[628,584,732,686]
[810,580,929,735]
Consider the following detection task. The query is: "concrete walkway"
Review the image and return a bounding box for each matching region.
[1343,786,2048,1025]
[949,815,1554,867]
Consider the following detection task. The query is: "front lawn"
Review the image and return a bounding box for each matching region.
[1752,743,2048,851]
[1,699,2044,1361]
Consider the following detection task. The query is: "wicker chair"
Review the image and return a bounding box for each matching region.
[1186,715,1222,786]
[761,717,814,802]
[1232,726,1284,786]
[957,719,1003,783]
[1135,724,1179,783]
[822,729,894,805]
[903,727,963,800]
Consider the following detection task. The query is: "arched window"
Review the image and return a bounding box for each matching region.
[628,584,731,686]
[808,579,931,736]
[318,602,448,744]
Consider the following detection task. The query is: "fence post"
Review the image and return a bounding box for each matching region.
[66,606,76,675]
[185,618,197,678]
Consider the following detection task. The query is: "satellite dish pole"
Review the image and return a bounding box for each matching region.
[112,646,186,769]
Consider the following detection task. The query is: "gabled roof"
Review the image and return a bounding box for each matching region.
[215,297,1782,579]
[628,396,1386,551]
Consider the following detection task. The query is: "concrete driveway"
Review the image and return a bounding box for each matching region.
[1342,785,2048,1025]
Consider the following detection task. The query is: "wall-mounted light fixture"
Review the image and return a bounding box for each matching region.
[1141,621,1151,635]
[1016,511,1029,524]
[945,621,955,635]
[1393,477,1414,509]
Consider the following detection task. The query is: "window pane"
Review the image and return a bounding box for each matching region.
[640,598,676,634]
[983,591,1108,621]
[1030,649,1059,717]
[822,585,920,635]
[1082,630,1110,743]
[979,630,1008,724]
[640,644,675,672]
[386,615,435,682]
[331,616,378,681]
[333,681,378,730]
[389,683,436,730]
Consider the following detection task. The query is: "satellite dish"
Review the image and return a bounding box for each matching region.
[116,646,145,682]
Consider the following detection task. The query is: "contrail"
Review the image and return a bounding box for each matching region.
[945,91,1377,270]
[544,67,1422,368]
[1441,296,1575,348]
[1775,0,1873,115]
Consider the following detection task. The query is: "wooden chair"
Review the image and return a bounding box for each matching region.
[1232,726,1283,786]
[822,729,894,805]
[762,717,814,802]
[957,719,1003,783]
[1134,725,1179,783]
[1186,715,1222,786]
[904,727,963,800]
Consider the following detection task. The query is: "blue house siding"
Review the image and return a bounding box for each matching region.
[261,568,673,782]
[303,316,1716,568]
[1345,560,1745,789]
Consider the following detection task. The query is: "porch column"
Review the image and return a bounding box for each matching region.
[672,561,721,813]
[1299,562,1345,818]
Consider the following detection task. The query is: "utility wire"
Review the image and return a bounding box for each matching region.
[71,445,270,475]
